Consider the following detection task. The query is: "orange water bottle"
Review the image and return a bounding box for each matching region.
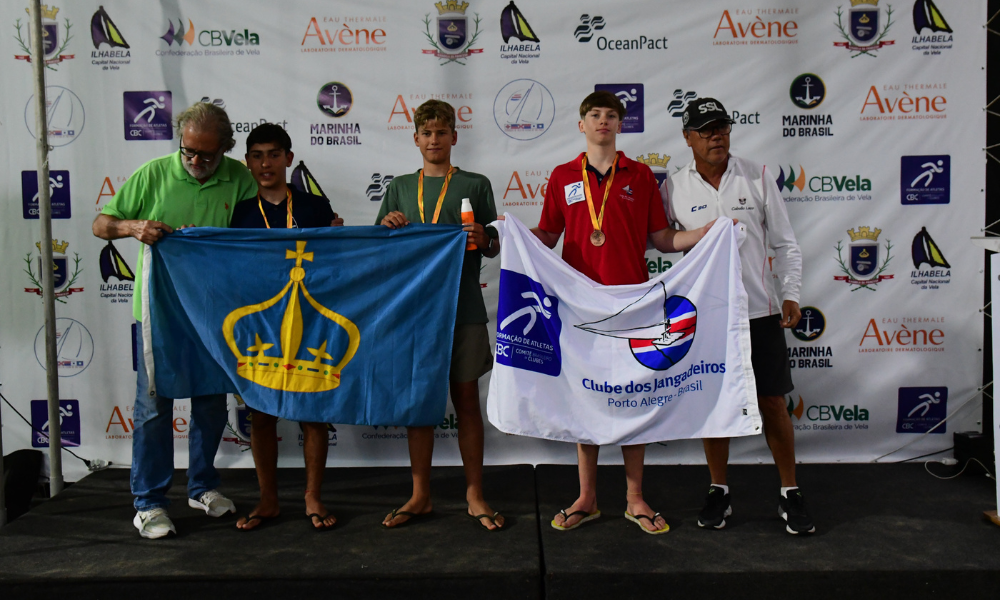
[461,198,476,251]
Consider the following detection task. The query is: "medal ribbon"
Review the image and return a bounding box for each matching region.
[581,154,617,235]
[417,166,455,224]
[257,189,294,229]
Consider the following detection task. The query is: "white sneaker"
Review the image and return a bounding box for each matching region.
[188,489,236,517]
[133,508,176,539]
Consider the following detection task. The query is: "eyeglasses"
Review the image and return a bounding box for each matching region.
[691,123,732,138]
[179,144,220,163]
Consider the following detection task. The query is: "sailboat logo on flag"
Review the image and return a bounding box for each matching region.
[496,269,562,376]
[577,283,697,371]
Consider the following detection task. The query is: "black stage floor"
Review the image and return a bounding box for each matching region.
[0,464,997,599]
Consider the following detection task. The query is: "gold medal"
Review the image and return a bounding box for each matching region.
[417,166,455,224]
[581,154,617,248]
[590,230,606,247]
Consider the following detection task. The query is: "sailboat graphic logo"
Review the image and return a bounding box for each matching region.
[493,79,555,141]
[576,283,697,371]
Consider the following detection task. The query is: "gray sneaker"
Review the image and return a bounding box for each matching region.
[188,490,236,517]
[133,508,176,539]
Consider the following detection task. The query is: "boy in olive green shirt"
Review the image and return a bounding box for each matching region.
[376,99,503,531]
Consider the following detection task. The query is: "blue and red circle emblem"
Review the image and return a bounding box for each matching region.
[628,296,697,371]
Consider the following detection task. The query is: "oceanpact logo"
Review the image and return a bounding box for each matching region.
[574,14,668,51]
[788,307,834,369]
[14,4,74,69]
[499,1,540,64]
[496,270,562,376]
[901,155,949,204]
[502,168,549,208]
[423,1,483,65]
[897,386,947,433]
[910,227,951,289]
[667,90,759,126]
[860,83,947,121]
[911,0,952,54]
[312,82,362,147]
[98,240,135,304]
[388,93,473,132]
[775,165,872,203]
[25,86,85,148]
[300,15,387,53]
[91,5,131,69]
[713,8,799,46]
[124,91,172,141]
[783,74,834,138]
[25,240,83,302]
[366,173,395,202]
[594,84,644,133]
[636,153,671,187]
[31,400,81,448]
[22,170,70,219]
[493,79,555,141]
[834,226,894,291]
[787,395,869,430]
[34,318,94,377]
[299,423,338,447]
[833,0,895,58]
[160,18,260,53]
[859,316,944,353]
[200,96,289,135]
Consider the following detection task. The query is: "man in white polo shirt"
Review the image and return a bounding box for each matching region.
[661,98,813,535]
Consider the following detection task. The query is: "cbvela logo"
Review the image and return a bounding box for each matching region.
[645,254,673,275]
[496,269,562,376]
[499,1,541,64]
[14,4,74,69]
[124,91,172,141]
[34,318,94,377]
[897,386,947,433]
[158,17,260,56]
[859,316,944,353]
[31,400,81,447]
[22,170,70,219]
[311,82,362,147]
[911,0,952,54]
[860,83,947,121]
[422,1,483,65]
[594,84,644,133]
[713,8,799,46]
[783,74,834,138]
[910,227,951,289]
[833,0,895,57]
[787,395,869,431]
[788,307,834,370]
[574,14,667,50]
[91,5,131,69]
[388,93,473,132]
[301,15,387,53]
[901,155,949,204]
[502,169,549,208]
[775,164,872,204]
[834,226,894,290]
[25,240,83,302]
[366,174,395,202]
[493,79,555,141]
[25,86,85,147]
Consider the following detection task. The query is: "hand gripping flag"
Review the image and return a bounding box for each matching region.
[487,215,761,446]
[142,225,466,426]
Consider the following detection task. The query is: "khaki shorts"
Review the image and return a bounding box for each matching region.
[450,323,494,383]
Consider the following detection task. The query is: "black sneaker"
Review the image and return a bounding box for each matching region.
[697,486,732,529]
[778,489,815,535]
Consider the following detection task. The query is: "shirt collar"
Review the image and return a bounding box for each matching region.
[575,151,629,171]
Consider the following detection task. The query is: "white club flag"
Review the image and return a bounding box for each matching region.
[487,214,762,446]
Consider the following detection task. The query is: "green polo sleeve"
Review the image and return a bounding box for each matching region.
[102,163,149,220]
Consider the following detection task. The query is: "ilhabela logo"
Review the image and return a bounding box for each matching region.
[301,16,387,53]
[859,316,944,353]
[713,8,798,46]
[860,83,946,121]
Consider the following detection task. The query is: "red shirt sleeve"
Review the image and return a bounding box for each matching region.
[537,167,566,234]
[644,167,669,234]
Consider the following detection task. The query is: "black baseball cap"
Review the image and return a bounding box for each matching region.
[682,98,735,130]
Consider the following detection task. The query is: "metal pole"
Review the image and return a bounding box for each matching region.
[29,0,63,497]
[0,384,7,527]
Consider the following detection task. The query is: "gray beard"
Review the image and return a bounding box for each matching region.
[183,157,221,181]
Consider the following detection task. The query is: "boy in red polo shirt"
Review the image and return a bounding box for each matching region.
[530,91,716,534]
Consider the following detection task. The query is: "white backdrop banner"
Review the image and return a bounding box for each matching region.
[0,0,986,480]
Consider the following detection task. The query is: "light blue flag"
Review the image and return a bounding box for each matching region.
[142,225,466,426]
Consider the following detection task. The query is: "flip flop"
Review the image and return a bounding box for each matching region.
[382,507,432,529]
[307,512,336,532]
[236,513,277,532]
[625,511,670,535]
[468,510,504,531]
[551,509,601,531]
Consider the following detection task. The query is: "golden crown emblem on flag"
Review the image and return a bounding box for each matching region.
[635,153,671,169]
[26,4,59,19]
[222,241,360,393]
[850,0,879,6]
[435,1,469,15]
[847,226,882,242]
[36,239,69,253]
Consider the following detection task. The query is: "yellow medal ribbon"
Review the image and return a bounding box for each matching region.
[581,153,617,239]
[417,166,455,224]
[257,189,294,229]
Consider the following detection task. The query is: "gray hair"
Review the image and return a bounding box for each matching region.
[175,102,236,152]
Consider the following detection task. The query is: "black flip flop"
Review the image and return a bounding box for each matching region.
[307,512,336,532]
[468,510,504,531]
[382,507,432,528]
[236,513,277,532]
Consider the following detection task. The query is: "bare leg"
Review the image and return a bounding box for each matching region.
[236,411,280,530]
[759,395,797,487]
[622,444,666,532]
[451,379,504,529]
[302,422,335,529]
[703,438,730,485]
[382,426,434,527]
[552,443,599,527]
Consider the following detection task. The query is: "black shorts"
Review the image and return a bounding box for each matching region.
[749,315,794,397]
